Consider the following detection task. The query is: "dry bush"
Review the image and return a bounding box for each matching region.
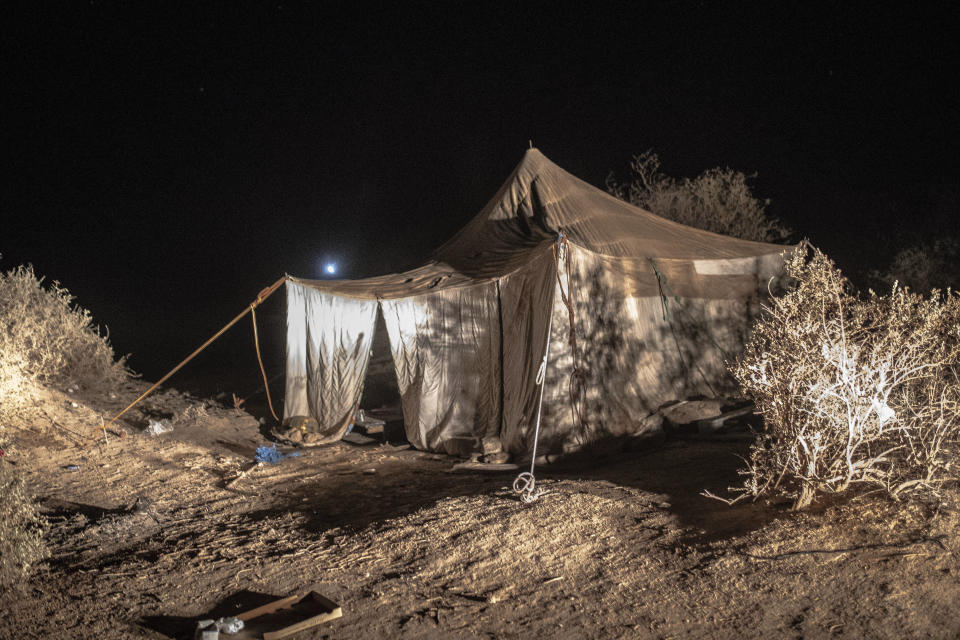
[0,265,129,422]
[0,265,129,586]
[607,150,790,243]
[0,465,48,590]
[0,351,32,424]
[872,238,960,293]
[728,247,960,509]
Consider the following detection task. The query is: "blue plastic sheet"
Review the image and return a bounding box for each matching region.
[254,444,300,464]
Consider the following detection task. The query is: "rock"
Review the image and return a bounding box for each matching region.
[534,453,564,466]
[483,451,511,464]
[638,412,664,432]
[659,400,723,427]
[481,436,503,455]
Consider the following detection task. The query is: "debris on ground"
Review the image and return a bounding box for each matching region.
[215,616,244,634]
[450,461,520,473]
[145,418,174,436]
[341,432,379,446]
[194,619,219,640]
[353,409,386,435]
[254,444,301,464]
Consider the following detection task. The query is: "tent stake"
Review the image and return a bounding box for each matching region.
[104,276,287,431]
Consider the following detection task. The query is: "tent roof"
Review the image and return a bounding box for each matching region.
[294,148,788,299]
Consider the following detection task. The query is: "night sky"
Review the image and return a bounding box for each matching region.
[4,4,958,386]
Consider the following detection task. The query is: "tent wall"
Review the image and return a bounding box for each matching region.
[535,245,782,455]
[283,280,378,444]
[380,281,502,456]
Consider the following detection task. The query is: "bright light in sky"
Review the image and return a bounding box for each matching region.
[325,263,337,275]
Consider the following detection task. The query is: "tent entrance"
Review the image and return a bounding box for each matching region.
[356,305,406,443]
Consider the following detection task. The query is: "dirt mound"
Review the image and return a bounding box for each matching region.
[1,383,959,638]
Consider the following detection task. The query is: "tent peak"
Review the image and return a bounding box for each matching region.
[519,145,550,168]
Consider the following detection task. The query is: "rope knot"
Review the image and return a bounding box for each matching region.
[512,472,544,504]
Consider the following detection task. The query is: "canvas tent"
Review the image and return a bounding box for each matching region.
[280,148,789,457]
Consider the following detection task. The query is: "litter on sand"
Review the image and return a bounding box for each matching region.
[254,444,301,464]
[194,615,244,639]
[145,418,174,436]
[216,616,244,634]
[352,409,386,434]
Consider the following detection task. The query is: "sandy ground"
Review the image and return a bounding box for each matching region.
[1,381,959,639]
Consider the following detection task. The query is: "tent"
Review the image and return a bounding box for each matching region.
[279,148,789,457]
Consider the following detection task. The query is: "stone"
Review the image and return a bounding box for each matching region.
[481,436,503,455]
[659,400,723,426]
[483,451,511,464]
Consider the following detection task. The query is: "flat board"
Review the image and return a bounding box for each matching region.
[232,591,342,639]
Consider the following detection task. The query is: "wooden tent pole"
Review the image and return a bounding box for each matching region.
[105,276,287,430]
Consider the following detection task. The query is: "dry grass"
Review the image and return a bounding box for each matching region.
[728,247,960,508]
[0,465,48,590]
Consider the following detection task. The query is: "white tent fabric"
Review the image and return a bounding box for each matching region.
[283,284,378,444]
[380,282,502,456]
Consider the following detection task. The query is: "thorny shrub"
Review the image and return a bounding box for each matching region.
[727,247,960,509]
[0,265,128,422]
[871,238,960,293]
[0,464,48,590]
[607,150,791,243]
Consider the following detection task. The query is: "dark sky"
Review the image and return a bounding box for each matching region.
[3,3,959,382]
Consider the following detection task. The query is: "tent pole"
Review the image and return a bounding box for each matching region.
[104,276,287,431]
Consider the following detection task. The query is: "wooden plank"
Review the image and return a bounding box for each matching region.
[235,594,301,621]
[236,590,343,639]
[309,592,339,611]
[262,605,342,639]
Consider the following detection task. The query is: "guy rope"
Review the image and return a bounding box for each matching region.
[105,276,287,430]
[513,232,566,504]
